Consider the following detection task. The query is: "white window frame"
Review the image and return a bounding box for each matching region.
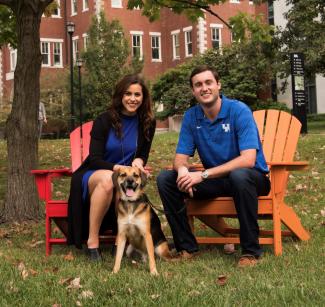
[183,26,193,57]
[249,0,253,4]
[53,42,63,67]
[71,0,77,16]
[51,0,61,18]
[83,0,89,11]
[9,48,17,71]
[41,42,51,67]
[150,32,161,62]
[82,33,89,51]
[171,30,180,60]
[210,24,223,49]
[230,0,240,3]
[130,31,143,60]
[111,0,122,8]
[72,36,79,63]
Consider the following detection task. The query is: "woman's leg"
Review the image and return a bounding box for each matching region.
[87,170,114,248]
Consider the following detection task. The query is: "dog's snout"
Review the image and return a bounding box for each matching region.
[126,177,134,185]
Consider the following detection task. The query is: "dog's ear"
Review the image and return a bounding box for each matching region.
[112,170,119,187]
[140,171,147,188]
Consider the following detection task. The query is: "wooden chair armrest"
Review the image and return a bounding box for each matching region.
[31,168,72,176]
[267,161,308,171]
[31,168,72,201]
[165,164,204,171]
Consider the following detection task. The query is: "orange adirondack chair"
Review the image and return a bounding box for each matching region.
[32,121,114,255]
[186,109,310,255]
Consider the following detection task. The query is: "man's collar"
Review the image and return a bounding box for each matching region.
[196,95,229,121]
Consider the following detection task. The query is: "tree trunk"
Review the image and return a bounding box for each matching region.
[4,2,43,221]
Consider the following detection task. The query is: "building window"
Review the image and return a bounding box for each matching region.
[83,33,89,50]
[52,0,61,17]
[131,32,143,59]
[184,28,192,57]
[249,0,253,4]
[210,25,223,49]
[53,42,62,66]
[83,0,89,11]
[71,0,77,15]
[72,38,79,62]
[41,42,50,66]
[9,48,17,71]
[111,0,122,8]
[171,31,180,60]
[230,0,240,3]
[150,33,161,61]
[267,0,274,25]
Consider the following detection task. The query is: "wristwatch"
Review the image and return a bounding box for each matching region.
[201,170,209,180]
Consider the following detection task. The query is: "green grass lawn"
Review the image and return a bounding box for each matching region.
[0,121,324,306]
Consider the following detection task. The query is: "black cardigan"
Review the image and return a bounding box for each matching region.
[67,112,156,248]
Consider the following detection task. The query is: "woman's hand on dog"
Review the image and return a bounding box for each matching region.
[132,158,151,176]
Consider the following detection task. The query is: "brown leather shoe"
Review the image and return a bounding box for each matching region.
[178,250,200,260]
[238,254,258,268]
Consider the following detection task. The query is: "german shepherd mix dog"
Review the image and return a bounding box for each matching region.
[112,166,173,275]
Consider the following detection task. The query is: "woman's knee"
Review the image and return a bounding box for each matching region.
[90,171,114,195]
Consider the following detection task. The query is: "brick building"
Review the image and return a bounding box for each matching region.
[0,0,268,116]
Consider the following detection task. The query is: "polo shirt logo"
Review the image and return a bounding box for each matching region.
[222,123,230,132]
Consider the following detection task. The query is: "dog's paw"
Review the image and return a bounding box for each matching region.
[150,269,159,276]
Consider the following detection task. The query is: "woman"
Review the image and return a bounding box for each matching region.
[67,74,156,261]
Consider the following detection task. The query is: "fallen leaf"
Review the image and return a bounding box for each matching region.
[79,290,94,299]
[29,240,44,248]
[321,209,325,217]
[128,288,132,294]
[150,294,160,299]
[294,244,300,251]
[29,268,38,276]
[75,301,82,306]
[188,290,201,297]
[52,304,62,307]
[63,252,75,261]
[59,277,74,285]
[216,275,227,286]
[67,277,82,289]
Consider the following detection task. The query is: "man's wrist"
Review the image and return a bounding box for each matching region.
[201,169,209,180]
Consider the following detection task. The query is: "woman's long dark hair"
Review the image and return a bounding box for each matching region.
[108,74,154,140]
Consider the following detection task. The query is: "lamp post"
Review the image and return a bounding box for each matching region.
[66,21,75,131]
[76,57,83,138]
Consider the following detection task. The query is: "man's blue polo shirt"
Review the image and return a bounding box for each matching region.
[176,96,269,173]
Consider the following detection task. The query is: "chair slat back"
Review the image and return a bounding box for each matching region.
[253,110,301,164]
[70,121,93,172]
[253,110,266,142]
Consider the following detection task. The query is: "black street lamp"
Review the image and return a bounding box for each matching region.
[66,21,75,131]
[76,57,83,138]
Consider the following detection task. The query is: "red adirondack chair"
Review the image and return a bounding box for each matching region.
[32,121,114,255]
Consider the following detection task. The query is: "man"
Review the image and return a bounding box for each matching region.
[38,102,47,139]
[157,65,270,267]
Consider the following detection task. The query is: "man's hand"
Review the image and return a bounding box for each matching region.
[176,167,202,197]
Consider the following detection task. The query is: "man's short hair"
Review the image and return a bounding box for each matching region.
[189,65,220,88]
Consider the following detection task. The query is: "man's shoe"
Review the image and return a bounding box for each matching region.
[87,248,103,261]
[238,254,258,268]
[178,250,200,260]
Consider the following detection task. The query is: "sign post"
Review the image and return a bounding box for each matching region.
[290,53,307,133]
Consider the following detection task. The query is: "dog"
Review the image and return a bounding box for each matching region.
[112,166,173,275]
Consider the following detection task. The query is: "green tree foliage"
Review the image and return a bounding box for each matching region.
[81,12,143,119]
[152,13,279,119]
[276,0,325,78]
[0,5,16,48]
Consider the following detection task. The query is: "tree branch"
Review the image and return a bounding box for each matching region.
[161,0,232,29]
[0,0,14,7]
